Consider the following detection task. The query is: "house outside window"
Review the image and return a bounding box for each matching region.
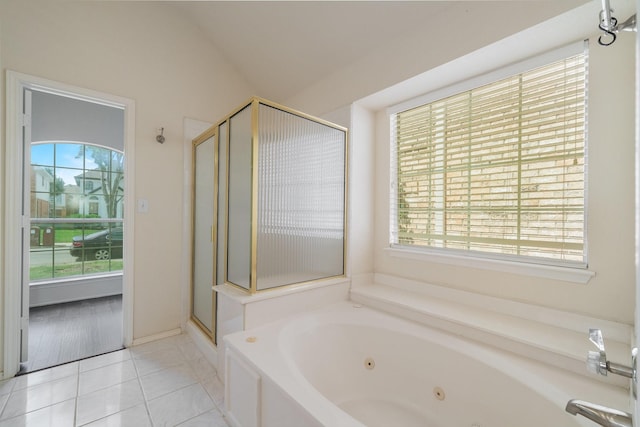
[390,47,588,268]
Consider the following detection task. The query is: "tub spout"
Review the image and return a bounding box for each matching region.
[565,399,632,427]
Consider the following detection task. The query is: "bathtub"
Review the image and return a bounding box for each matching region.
[224,301,629,427]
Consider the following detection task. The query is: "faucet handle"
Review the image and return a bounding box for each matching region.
[587,350,608,375]
[587,329,608,376]
[585,328,636,382]
[589,328,605,352]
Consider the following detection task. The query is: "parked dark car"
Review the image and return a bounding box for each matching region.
[70,228,123,260]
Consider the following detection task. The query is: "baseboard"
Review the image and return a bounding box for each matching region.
[30,274,123,307]
[131,328,182,346]
[186,320,218,373]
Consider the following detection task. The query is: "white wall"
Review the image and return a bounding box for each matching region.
[298,3,637,325]
[346,104,375,278]
[31,90,125,151]
[285,2,592,117]
[0,0,253,370]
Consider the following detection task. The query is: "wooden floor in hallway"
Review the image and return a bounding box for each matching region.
[22,295,124,373]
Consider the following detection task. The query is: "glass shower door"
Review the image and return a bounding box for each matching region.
[191,132,216,339]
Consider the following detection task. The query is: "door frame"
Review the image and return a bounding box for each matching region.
[634,0,639,421]
[3,71,136,378]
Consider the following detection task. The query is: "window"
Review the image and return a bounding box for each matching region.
[390,47,587,267]
[89,196,99,215]
[30,143,124,280]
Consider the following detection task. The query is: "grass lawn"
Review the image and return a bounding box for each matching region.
[33,228,103,245]
[30,260,123,281]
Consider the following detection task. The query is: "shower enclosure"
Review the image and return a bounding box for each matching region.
[191,97,347,340]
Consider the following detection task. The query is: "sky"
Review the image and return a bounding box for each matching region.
[32,142,100,186]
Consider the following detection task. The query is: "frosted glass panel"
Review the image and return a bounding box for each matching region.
[227,106,252,290]
[192,136,214,333]
[256,103,345,290]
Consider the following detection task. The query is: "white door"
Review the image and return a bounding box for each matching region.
[19,88,33,363]
[192,133,216,338]
[635,1,640,423]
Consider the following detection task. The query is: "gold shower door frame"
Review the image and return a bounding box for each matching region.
[195,96,348,298]
[190,127,218,343]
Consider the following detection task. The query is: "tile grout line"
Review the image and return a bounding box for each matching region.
[0,335,228,426]
[131,346,157,426]
[74,361,80,427]
[0,377,15,420]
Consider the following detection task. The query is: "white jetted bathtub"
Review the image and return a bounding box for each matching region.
[224,301,628,427]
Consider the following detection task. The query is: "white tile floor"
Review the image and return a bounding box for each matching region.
[0,334,230,427]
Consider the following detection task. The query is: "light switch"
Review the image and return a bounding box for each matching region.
[137,198,149,213]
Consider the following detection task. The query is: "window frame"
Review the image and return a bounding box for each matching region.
[29,142,125,282]
[387,40,594,283]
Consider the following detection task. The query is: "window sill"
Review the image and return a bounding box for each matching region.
[384,246,595,284]
[30,272,123,287]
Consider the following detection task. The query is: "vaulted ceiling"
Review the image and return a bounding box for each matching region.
[172,1,590,103]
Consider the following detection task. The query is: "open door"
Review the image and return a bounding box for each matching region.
[24,89,126,372]
[635,1,640,422]
[19,88,33,364]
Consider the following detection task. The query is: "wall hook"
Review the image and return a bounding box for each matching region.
[156,127,165,144]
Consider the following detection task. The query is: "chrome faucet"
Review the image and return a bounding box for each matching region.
[587,329,636,381]
[587,329,637,398]
[565,399,632,427]
[564,330,636,427]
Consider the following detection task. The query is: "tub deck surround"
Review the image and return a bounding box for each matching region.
[224,302,629,427]
[214,277,350,330]
[350,274,632,388]
[214,278,350,384]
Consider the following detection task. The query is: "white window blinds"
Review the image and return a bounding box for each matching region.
[391,50,587,266]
